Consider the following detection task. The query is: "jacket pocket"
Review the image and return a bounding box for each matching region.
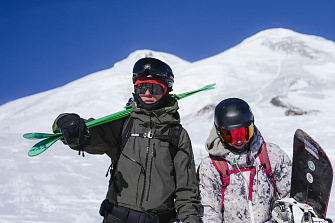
[114,152,144,206]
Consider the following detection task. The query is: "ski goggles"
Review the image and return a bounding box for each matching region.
[134,82,165,95]
[133,60,172,79]
[219,123,254,144]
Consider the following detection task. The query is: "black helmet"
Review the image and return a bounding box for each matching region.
[132,58,174,91]
[214,98,254,154]
[214,98,254,131]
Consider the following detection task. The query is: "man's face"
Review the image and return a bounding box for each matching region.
[134,80,166,104]
[139,89,163,104]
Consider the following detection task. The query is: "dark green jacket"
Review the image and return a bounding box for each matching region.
[53,97,201,222]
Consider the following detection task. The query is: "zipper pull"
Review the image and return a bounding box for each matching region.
[147,130,153,138]
[233,158,237,167]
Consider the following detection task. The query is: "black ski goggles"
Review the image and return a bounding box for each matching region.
[134,83,164,95]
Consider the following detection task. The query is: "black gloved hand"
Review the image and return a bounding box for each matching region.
[57,114,90,145]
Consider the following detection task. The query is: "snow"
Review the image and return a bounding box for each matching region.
[0,28,334,222]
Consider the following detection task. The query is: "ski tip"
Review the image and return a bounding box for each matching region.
[28,145,47,157]
[23,132,62,140]
[23,133,34,139]
[27,135,62,157]
[199,83,216,89]
[198,83,216,92]
[205,83,216,89]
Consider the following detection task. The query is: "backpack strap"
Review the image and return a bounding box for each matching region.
[209,154,230,209]
[258,142,277,197]
[106,116,133,178]
[121,119,182,158]
[227,165,256,201]
[166,124,183,180]
[129,132,180,140]
[168,124,182,159]
[209,142,277,208]
[107,118,183,177]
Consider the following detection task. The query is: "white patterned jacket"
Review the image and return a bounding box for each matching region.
[198,125,292,223]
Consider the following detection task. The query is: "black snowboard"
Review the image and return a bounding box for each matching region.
[291,129,333,219]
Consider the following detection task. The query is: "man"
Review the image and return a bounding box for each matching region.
[53,58,201,223]
[197,98,292,222]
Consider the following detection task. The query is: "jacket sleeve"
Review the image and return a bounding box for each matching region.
[268,143,292,198]
[173,129,201,223]
[52,113,124,160]
[198,157,223,222]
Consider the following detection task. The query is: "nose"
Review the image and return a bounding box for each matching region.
[235,138,244,143]
[144,89,152,97]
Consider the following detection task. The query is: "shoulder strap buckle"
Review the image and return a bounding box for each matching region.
[143,130,153,138]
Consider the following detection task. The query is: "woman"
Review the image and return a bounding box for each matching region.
[198,98,292,222]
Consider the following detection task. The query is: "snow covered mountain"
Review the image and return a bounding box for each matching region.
[1,28,334,222]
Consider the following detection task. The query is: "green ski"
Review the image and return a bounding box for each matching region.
[26,83,215,156]
[24,132,62,140]
[28,135,63,156]
[24,83,215,140]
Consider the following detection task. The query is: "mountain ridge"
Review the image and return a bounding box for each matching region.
[1,28,335,134]
[1,28,334,222]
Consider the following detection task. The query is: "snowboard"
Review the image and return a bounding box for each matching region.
[291,129,333,219]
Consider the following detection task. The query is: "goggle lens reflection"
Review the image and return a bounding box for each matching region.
[220,124,254,144]
[134,83,164,95]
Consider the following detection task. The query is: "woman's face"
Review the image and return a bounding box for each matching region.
[228,138,248,149]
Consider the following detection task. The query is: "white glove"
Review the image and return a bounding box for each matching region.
[272,202,294,223]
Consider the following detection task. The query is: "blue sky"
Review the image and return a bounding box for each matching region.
[1,0,334,105]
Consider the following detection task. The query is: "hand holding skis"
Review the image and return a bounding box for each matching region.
[57,114,90,145]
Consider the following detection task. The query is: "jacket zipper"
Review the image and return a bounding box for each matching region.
[146,143,156,201]
[121,152,145,174]
[140,117,153,207]
[242,171,255,223]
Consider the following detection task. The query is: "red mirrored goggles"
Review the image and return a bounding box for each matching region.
[219,123,254,144]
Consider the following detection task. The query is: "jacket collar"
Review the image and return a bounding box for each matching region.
[131,96,180,126]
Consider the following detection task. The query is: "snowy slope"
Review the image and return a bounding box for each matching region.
[0,28,334,222]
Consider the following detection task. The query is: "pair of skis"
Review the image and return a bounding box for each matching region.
[23,83,216,157]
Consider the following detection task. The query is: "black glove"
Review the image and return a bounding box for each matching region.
[57,114,90,145]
